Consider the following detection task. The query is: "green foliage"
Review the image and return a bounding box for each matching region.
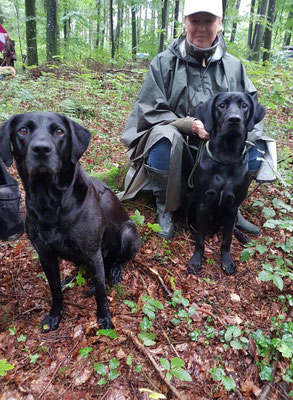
[210,366,236,391]
[96,329,119,339]
[160,357,192,382]
[0,359,14,376]
[78,346,93,358]
[94,357,120,385]
[130,210,162,234]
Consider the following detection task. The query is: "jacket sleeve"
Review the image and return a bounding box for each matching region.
[122,53,179,147]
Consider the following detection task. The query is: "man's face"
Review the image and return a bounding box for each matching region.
[185,12,221,49]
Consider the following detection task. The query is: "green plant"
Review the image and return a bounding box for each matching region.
[130,209,162,234]
[94,357,120,385]
[160,357,192,382]
[219,325,249,350]
[210,366,236,391]
[258,262,293,291]
[0,359,14,376]
[78,347,93,358]
[96,329,119,339]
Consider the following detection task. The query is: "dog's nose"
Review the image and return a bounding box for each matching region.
[32,141,52,155]
[228,115,241,123]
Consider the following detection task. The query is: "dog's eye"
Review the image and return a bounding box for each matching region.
[219,103,226,109]
[241,102,248,109]
[55,129,64,136]
[18,127,28,136]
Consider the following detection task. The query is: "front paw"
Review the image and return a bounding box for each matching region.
[98,316,114,329]
[42,313,62,333]
[221,253,235,275]
[186,253,202,275]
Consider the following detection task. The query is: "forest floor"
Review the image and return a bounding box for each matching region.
[0,62,292,400]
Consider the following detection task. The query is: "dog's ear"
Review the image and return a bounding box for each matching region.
[245,93,266,132]
[0,116,16,167]
[65,117,92,164]
[195,95,219,133]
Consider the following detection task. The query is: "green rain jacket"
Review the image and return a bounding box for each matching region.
[118,34,268,211]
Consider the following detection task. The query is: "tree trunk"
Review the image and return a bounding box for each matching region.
[263,0,276,62]
[230,0,241,43]
[131,0,137,58]
[173,0,179,38]
[158,0,168,54]
[115,0,122,51]
[25,0,38,65]
[283,9,293,47]
[46,0,58,62]
[248,0,256,51]
[251,0,269,61]
[0,5,4,24]
[222,0,228,27]
[109,0,115,58]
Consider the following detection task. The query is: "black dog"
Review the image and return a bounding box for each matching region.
[0,112,140,332]
[187,92,265,275]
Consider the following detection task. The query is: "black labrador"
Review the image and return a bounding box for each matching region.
[187,92,265,275]
[0,112,141,332]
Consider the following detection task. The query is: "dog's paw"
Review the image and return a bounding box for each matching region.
[221,253,236,275]
[85,286,95,297]
[109,264,122,285]
[41,313,62,333]
[186,254,202,275]
[98,316,114,330]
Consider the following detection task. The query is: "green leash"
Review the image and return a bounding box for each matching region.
[187,139,207,189]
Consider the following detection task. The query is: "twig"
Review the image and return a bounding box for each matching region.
[38,340,80,399]
[127,331,185,399]
[257,351,280,400]
[135,258,173,297]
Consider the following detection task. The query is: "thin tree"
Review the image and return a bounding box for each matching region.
[222,0,228,25]
[109,0,115,57]
[230,0,241,43]
[248,0,256,52]
[115,0,122,51]
[0,5,4,24]
[131,0,137,58]
[251,0,269,61]
[158,0,168,53]
[173,0,179,38]
[25,0,38,65]
[283,8,293,47]
[263,0,276,62]
[46,0,58,62]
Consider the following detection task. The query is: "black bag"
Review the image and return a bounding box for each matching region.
[0,159,24,241]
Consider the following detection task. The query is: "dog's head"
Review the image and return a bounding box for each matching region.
[0,112,91,178]
[196,92,265,137]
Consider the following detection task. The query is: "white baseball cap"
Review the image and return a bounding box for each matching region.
[184,0,223,17]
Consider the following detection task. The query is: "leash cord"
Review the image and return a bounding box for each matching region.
[187,139,206,189]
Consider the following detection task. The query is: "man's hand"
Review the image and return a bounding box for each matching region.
[192,119,210,140]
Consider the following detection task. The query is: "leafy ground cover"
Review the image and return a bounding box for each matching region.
[0,61,292,399]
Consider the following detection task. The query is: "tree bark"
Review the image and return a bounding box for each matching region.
[46,0,58,62]
[115,0,122,51]
[222,0,228,27]
[109,0,115,58]
[263,0,276,62]
[158,0,168,54]
[131,0,137,58]
[283,9,293,47]
[248,0,256,51]
[173,0,179,38]
[251,0,269,61]
[230,0,241,43]
[25,0,38,65]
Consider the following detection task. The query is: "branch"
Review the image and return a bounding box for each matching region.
[127,332,185,399]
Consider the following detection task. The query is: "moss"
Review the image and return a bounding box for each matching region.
[90,164,129,192]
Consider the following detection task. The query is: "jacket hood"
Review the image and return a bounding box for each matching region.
[168,33,226,64]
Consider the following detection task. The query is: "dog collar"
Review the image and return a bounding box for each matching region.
[205,140,247,165]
